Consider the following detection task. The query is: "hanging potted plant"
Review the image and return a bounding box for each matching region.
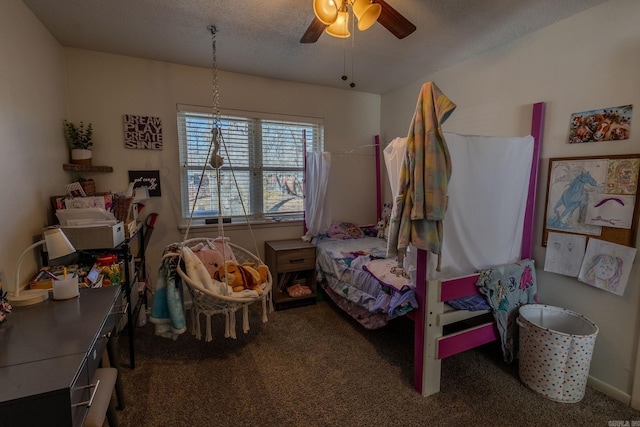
[64,120,93,166]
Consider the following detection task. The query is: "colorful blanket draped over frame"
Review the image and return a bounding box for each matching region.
[475,259,539,363]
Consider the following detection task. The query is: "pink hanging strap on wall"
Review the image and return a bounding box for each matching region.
[375,135,382,221]
[522,102,545,259]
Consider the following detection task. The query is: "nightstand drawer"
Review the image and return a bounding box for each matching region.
[276,247,316,272]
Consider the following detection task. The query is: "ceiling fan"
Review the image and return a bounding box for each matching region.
[300,0,416,43]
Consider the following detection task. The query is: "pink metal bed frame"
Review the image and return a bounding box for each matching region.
[374,102,545,396]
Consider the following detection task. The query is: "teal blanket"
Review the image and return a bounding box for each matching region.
[149,248,187,340]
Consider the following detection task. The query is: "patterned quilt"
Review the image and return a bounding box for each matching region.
[476,259,539,363]
[314,235,418,319]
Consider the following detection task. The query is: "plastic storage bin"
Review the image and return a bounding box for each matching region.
[517,304,598,403]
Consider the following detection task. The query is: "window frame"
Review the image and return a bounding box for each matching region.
[177,104,324,225]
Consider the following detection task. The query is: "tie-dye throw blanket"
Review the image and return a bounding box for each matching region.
[475,259,539,363]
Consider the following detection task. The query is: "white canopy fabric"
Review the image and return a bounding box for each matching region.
[383,137,408,201]
[436,132,534,277]
[303,151,332,240]
[388,133,534,279]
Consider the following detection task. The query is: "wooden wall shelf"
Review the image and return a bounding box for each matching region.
[63,164,113,173]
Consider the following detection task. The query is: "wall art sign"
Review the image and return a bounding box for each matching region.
[128,170,161,197]
[568,105,632,144]
[123,114,163,150]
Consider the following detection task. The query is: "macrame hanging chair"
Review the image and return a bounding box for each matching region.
[170,26,273,342]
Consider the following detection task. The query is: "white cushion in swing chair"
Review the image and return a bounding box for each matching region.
[181,245,233,296]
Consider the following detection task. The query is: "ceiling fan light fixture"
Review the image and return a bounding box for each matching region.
[325,8,350,38]
[352,0,382,31]
[313,0,341,25]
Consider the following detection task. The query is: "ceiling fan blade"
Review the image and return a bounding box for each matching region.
[373,0,416,39]
[300,17,327,43]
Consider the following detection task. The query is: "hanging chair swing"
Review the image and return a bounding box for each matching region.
[151,26,273,342]
[176,237,273,342]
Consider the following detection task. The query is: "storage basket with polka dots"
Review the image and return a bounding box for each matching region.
[517,304,598,403]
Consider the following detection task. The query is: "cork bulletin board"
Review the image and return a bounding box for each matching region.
[542,154,640,248]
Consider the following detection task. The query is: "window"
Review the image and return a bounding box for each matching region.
[177,106,324,224]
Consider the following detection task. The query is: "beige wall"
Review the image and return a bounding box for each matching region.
[6,0,639,405]
[0,0,68,292]
[3,0,379,307]
[62,48,381,285]
[381,0,640,402]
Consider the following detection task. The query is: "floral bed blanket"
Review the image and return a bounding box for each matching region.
[313,235,418,324]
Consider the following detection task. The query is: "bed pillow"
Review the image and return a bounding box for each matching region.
[327,222,364,239]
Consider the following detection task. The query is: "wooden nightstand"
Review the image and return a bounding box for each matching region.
[265,239,317,310]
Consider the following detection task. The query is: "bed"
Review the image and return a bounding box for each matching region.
[313,101,545,397]
[314,233,418,329]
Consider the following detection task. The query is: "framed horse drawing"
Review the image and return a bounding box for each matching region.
[542,154,640,248]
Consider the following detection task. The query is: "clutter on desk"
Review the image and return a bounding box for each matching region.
[49,190,125,248]
[96,253,118,265]
[29,259,125,291]
[30,265,78,289]
[74,256,124,288]
[50,181,148,241]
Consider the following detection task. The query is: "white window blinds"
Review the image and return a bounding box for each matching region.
[177,106,324,223]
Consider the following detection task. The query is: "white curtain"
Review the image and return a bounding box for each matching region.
[383,137,408,201]
[303,151,331,241]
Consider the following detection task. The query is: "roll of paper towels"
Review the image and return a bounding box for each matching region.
[53,278,79,300]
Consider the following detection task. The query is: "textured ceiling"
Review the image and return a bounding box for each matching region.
[23,0,608,94]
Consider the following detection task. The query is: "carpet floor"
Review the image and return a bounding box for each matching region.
[114,300,640,426]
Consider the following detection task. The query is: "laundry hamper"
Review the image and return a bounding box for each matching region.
[516,304,598,403]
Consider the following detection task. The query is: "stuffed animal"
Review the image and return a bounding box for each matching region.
[214,260,268,295]
[181,246,231,296]
[376,202,393,239]
[376,219,387,239]
[381,202,392,221]
[191,238,237,278]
